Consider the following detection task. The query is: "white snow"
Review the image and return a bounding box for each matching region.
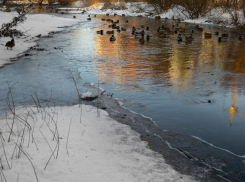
[0,11,80,68]
[60,2,245,26]
[81,91,97,99]
[0,104,196,182]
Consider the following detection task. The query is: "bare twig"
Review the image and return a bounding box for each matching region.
[66,117,72,155]
[14,143,39,182]
[39,129,55,158]
[0,133,10,169]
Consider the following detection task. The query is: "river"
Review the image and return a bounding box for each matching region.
[0,13,245,181]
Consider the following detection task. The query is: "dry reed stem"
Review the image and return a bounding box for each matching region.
[66,117,72,155]
[0,133,10,169]
[14,143,39,182]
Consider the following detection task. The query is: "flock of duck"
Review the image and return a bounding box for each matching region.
[4,15,243,50]
[94,15,244,44]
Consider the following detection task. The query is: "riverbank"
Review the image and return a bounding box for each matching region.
[60,2,239,27]
[0,11,80,68]
[0,104,196,182]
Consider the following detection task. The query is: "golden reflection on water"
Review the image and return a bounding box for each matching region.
[229,89,238,126]
[92,17,245,123]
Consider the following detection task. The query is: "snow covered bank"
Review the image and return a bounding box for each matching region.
[0,104,196,182]
[59,2,244,27]
[0,12,80,68]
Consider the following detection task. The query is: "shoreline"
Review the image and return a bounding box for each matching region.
[87,94,244,182]
[0,11,81,68]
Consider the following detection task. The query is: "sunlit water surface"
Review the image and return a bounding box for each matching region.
[53,14,245,156]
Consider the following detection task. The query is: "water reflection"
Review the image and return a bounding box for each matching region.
[69,15,245,154]
[229,87,238,126]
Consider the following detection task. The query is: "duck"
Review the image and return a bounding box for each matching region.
[110,35,116,41]
[185,37,192,44]
[177,34,182,42]
[205,32,212,38]
[214,31,219,35]
[218,37,228,42]
[139,38,144,44]
[106,30,114,34]
[222,33,228,38]
[135,30,145,37]
[117,28,121,33]
[132,26,136,31]
[146,35,150,41]
[179,28,185,32]
[96,30,103,35]
[159,32,167,38]
[239,33,243,40]
[121,27,126,31]
[5,39,15,50]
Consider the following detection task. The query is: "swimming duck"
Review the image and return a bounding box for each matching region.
[214,31,219,35]
[205,32,212,38]
[139,38,144,44]
[239,33,243,40]
[222,33,228,38]
[135,30,145,37]
[146,35,151,41]
[177,34,182,42]
[110,35,116,41]
[5,39,15,50]
[159,33,167,38]
[185,37,192,44]
[96,30,103,35]
[121,27,126,31]
[106,30,114,34]
[179,28,185,32]
[157,27,160,32]
[218,37,227,42]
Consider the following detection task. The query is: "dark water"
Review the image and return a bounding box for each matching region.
[57,14,245,156]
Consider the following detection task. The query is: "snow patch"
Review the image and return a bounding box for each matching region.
[0,105,196,182]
